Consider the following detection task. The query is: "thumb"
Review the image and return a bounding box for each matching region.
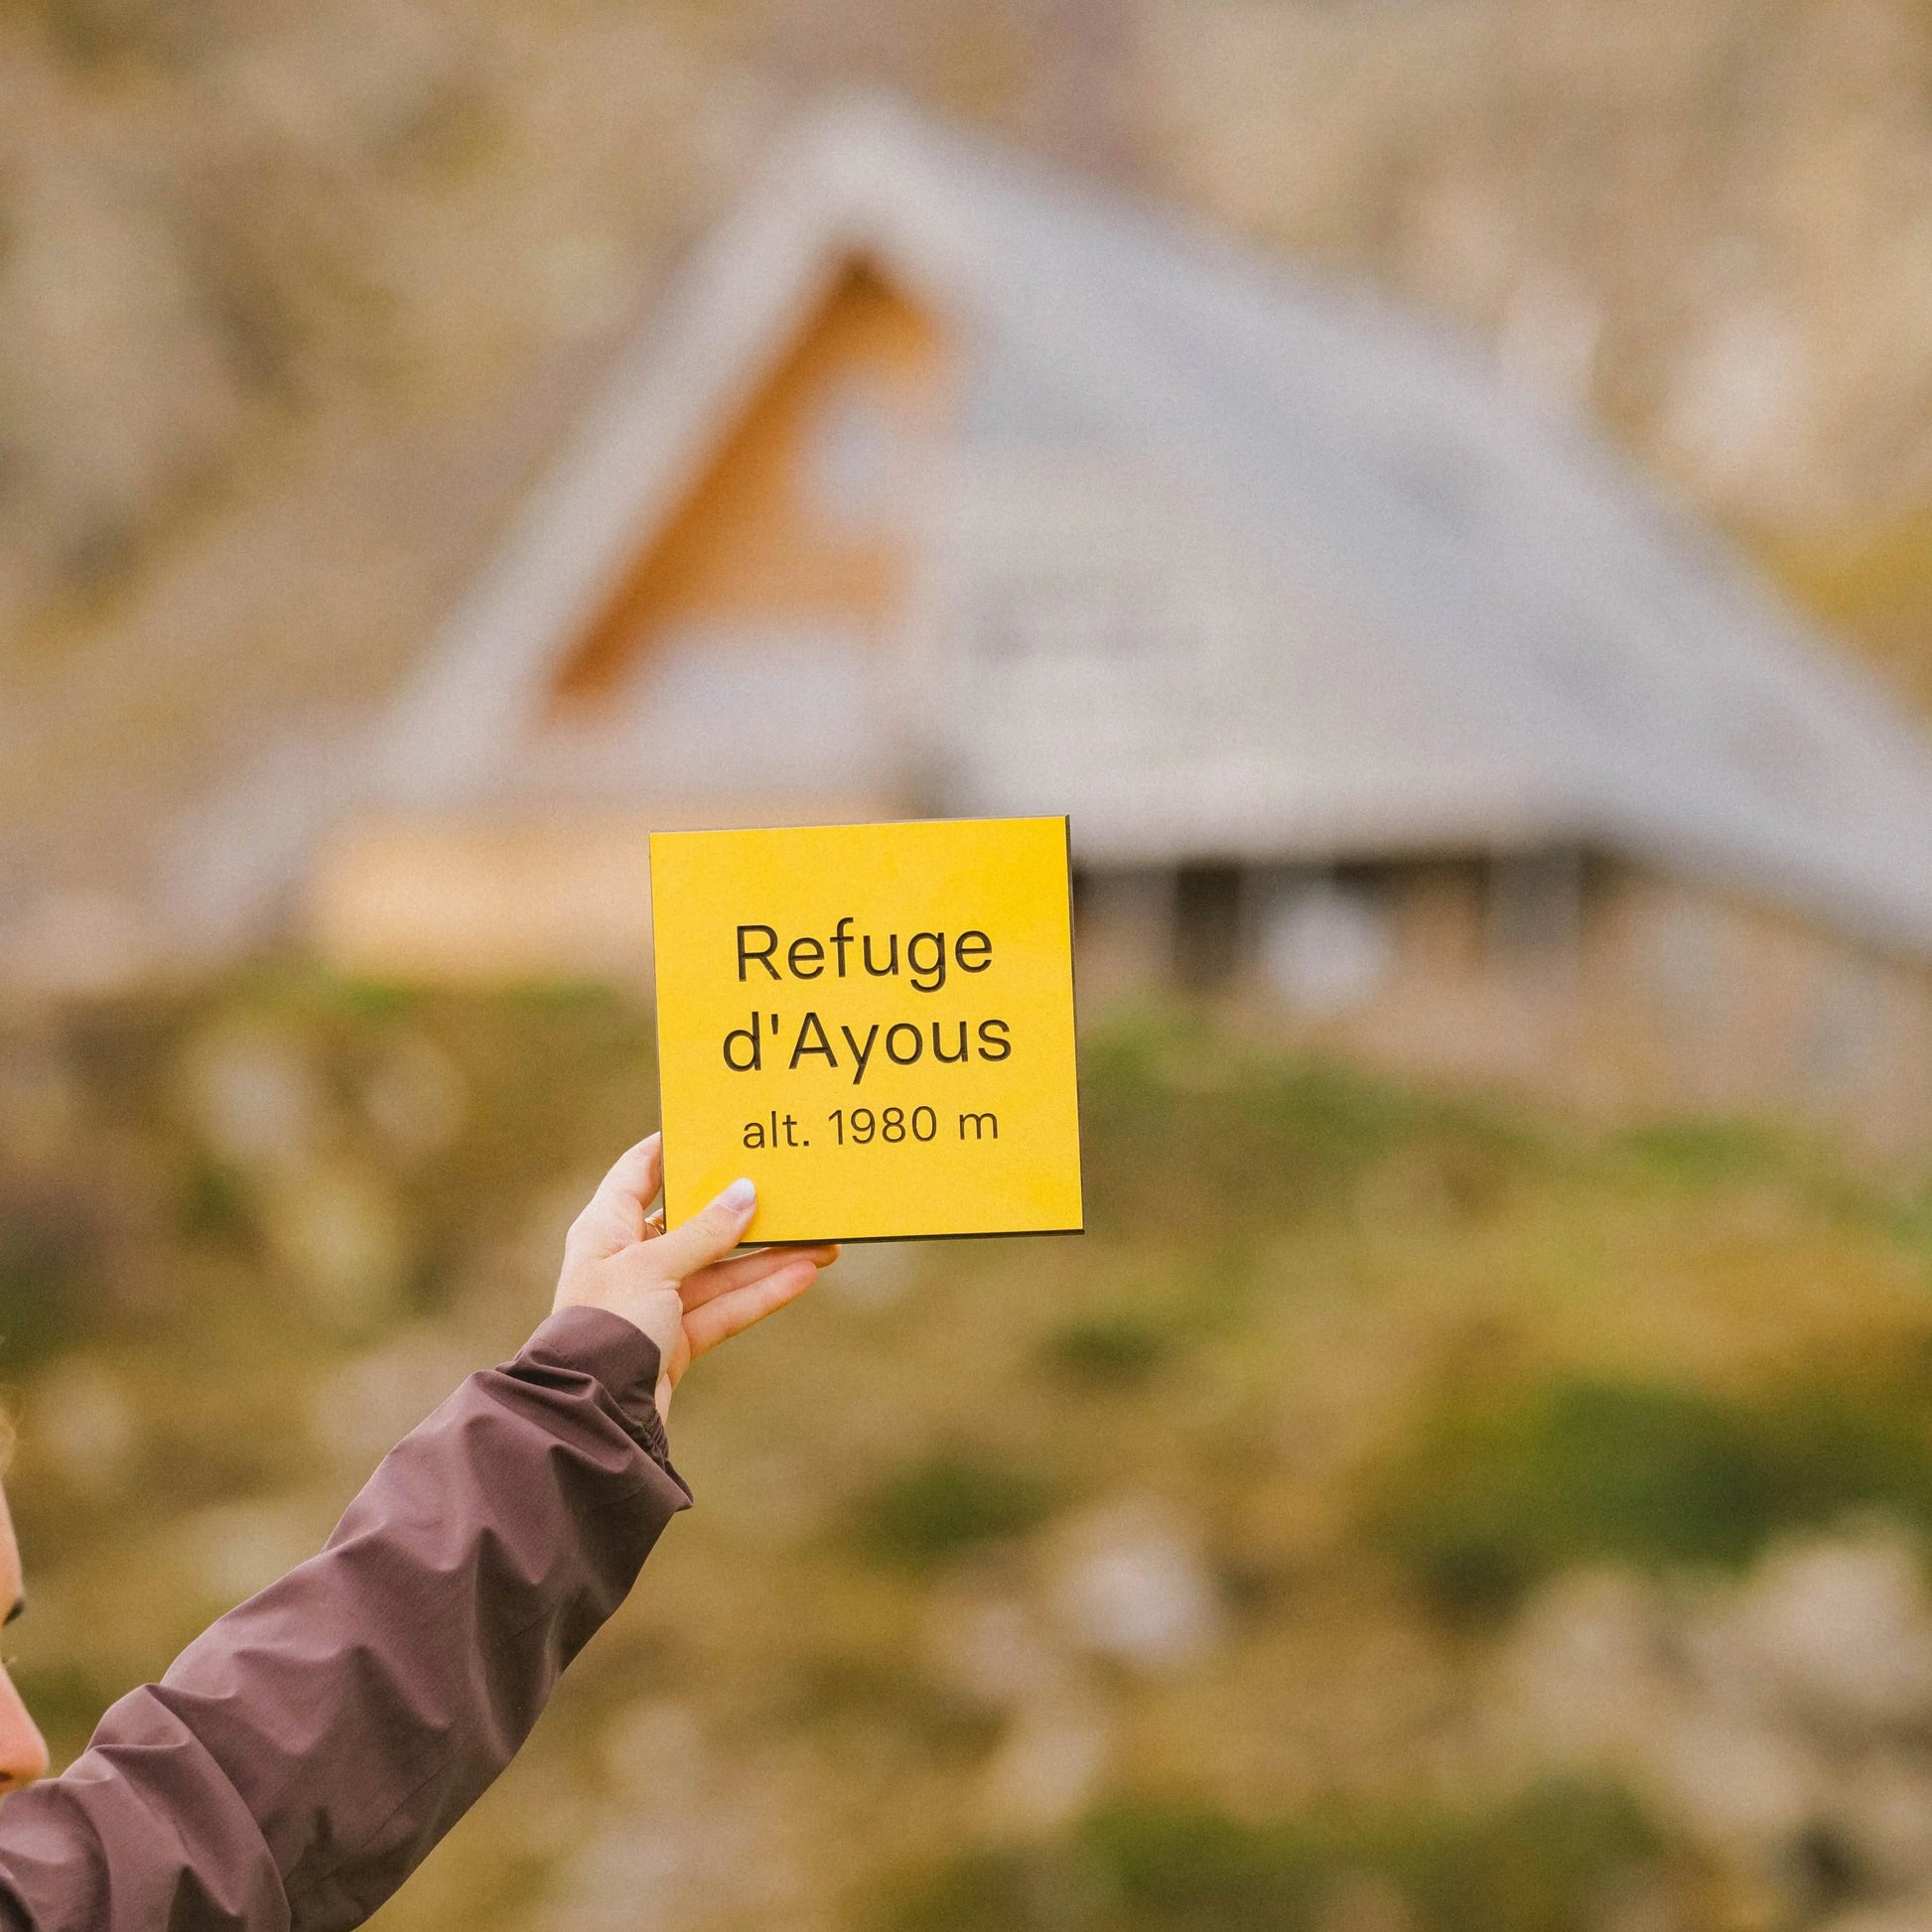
[649,1176,758,1281]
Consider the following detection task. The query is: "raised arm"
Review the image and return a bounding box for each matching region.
[0,1139,828,1932]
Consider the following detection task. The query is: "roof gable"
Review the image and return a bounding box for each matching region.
[551,259,945,702]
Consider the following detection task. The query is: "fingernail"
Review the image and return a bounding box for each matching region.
[718,1177,757,1213]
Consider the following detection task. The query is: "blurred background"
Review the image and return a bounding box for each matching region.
[16,2,1932,1928]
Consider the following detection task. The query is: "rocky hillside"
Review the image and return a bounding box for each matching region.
[10,984,1932,1928]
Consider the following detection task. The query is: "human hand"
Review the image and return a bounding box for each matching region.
[553,1133,833,1423]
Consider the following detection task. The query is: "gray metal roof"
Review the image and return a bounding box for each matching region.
[371,95,1932,963]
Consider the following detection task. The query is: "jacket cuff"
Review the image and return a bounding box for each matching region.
[516,1305,679,1474]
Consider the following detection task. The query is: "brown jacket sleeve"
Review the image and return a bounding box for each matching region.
[0,1306,690,1932]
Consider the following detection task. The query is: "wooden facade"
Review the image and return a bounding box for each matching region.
[553,261,947,704]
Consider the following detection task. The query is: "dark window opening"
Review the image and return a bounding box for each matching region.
[1487,849,1587,963]
[1175,865,1243,990]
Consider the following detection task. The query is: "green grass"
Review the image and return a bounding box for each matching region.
[1368,1362,1932,1620]
[1038,1315,1167,1389]
[9,973,1932,1931]
[1077,1023,1538,1239]
[853,1451,1056,1567]
[883,1782,1694,1932]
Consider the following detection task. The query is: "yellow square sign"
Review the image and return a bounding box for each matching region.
[649,817,1083,1243]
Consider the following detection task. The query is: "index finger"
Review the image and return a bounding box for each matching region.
[675,1242,840,1313]
[565,1134,663,1262]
